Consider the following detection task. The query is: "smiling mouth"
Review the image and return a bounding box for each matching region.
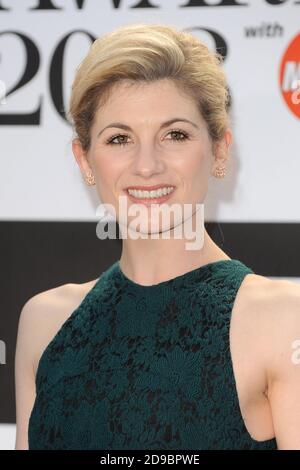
[124,186,176,205]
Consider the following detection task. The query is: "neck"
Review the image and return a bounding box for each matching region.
[118,211,229,286]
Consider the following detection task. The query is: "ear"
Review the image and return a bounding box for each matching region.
[211,128,233,174]
[72,138,93,177]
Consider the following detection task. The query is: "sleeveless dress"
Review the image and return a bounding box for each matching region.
[28,259,277,450]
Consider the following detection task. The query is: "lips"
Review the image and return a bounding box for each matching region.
[126,184,175,191]
[124,187,176,206]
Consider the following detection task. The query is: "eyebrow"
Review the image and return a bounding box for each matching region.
[97,117,199,138]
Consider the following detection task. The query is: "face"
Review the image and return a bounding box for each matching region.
[72,78,231,235]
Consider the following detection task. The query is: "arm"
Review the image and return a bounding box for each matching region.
[265,281,300,450]
[14,282,87,449]
[15,296,40,450]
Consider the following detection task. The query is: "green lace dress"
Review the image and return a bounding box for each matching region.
[28,259,277,450]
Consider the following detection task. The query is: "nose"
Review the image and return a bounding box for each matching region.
[132,142,165,178]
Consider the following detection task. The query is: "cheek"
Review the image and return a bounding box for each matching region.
[93,154,121,188]
[175,149,209,179]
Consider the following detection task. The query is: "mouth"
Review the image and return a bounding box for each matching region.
[123,185,176,206]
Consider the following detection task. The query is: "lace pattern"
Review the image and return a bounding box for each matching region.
[28,259,277,450]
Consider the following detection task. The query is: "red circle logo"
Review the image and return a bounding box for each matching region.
[279,32,300,119]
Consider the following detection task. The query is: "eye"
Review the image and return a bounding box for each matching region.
[106,134,130,146]
[105,129,190,146]
[166,129,190,143]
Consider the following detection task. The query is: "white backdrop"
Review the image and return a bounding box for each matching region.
[1,0,299,222]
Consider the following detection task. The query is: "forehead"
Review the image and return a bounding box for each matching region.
[95,79,200,121]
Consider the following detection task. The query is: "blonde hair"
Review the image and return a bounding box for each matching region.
[68,22,231,153]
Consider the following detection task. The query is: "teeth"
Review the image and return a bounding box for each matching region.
[127,186,175,199]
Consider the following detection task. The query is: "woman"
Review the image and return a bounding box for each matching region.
[15,23,300,450]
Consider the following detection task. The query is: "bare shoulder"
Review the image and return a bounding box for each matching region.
[235,272,300,312]
[19,277,99,377]
[234,272,300,379]
[15,277,98,449]
[229,273,300,444]
[238,274,300,449]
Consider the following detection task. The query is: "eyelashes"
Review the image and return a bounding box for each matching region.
[105,129,190,147]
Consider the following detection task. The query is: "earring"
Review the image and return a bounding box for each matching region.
[213,166,226,178]
[85,170,95,186]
